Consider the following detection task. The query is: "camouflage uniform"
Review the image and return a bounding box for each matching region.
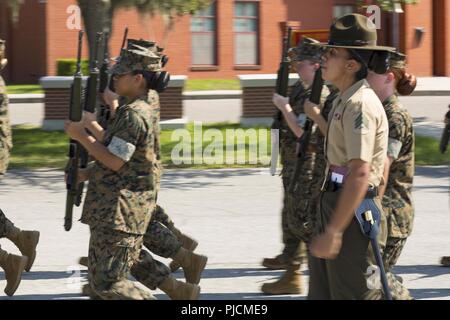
[286,84,330,244]
[0,40,12,178]
[0,209,15,243]
[291,88,338,243]
[278,80,309,265]
[381,94,415,300]
[81,48,159,300]
[0,39,14,252]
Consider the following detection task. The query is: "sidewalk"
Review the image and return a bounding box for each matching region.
[0,166,449,300]
[7,77,450,104]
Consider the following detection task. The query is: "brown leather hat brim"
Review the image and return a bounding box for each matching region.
[311,42,396,52]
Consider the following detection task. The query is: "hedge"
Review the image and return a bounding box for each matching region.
[56,59,90,76]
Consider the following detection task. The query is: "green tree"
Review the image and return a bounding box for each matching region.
[77,0,212,63]
[356,0,419,12]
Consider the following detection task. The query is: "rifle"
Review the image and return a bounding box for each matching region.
[109,27,128,93]
[270,27,292,175]
[289,68,323,193]
[64,30,84,232]
[71,32,104,210]
[439,106,450,154]
[98,31,111,129]
[121,27,129,53]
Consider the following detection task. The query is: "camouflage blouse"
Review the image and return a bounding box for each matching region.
[381,94,415,238]
[81,94,158,235]
[279,80,310,167]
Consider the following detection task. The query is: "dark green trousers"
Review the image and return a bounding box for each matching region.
[308,189,387,300]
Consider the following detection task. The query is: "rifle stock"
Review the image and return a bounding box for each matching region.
[270,27,292,175]
[84,32,102,114]
[272,27,292,130]
[64,30,84,232]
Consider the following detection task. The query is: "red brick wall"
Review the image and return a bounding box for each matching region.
[402,1,434,76]
[160,87,184,120]
[433,0,450,76]
[242,86,293,118]
[43,86,183,121]
[44,88,71,120]
[1,0,337,83]
[2,0,448,82]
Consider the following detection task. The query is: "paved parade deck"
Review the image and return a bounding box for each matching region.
[0,167,449,300]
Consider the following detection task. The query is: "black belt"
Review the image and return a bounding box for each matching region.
[323,180,379,198]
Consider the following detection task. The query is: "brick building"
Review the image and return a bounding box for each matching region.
[0,0,449,84]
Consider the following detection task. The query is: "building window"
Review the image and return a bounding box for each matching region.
[234,1,259,65]
[333,5,355,18]
[191,2,217,65]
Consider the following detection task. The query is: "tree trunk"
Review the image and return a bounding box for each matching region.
[77,0,112,65]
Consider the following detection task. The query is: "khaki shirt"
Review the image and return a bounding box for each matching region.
[325,79,388,187]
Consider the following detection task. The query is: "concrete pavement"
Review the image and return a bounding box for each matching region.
[0,166,449,300]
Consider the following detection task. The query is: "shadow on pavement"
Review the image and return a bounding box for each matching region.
[198,292,305,300]
[409,288,450,300]
[0,270,88,281]
[0,293,87,300]
[172,267,284,280]
[414,166,450,180]
[393,264,450,279]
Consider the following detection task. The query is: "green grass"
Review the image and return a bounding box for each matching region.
[9,125,450,169]
[185,79,241,91]
[415,136,450,165]
[5,80,242,93]
[6,85,43,94]
[10,123,271,169]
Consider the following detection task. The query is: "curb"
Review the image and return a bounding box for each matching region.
[8,90,450,104]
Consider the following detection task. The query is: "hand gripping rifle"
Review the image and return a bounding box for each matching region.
[64,30,84,231]
[69,32,104,213]
[439,105,450,154]
[289,68,323,193]
[270,27,292,176]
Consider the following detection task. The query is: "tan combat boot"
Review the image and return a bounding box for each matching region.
[441,256,450,267]
[172,247,207,284]
[262,254,288,270]
[0,249,28,297]
[158,275,200,300]
[7,227,40,272]
[169,233,199,272]
[78,256,88,268]
[261,265,303,295]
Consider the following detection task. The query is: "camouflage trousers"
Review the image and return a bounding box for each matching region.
[144,219,182,259]
[131,250,171,290]
[281,155,316,265]
[386,271,413,300]
[383,237,407,271]
[383,237,412,300]
[0,140,9,177]
[131,205,182,290]
[278,173,305,265]
[88,226,153,300]
[0,208,15,252]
